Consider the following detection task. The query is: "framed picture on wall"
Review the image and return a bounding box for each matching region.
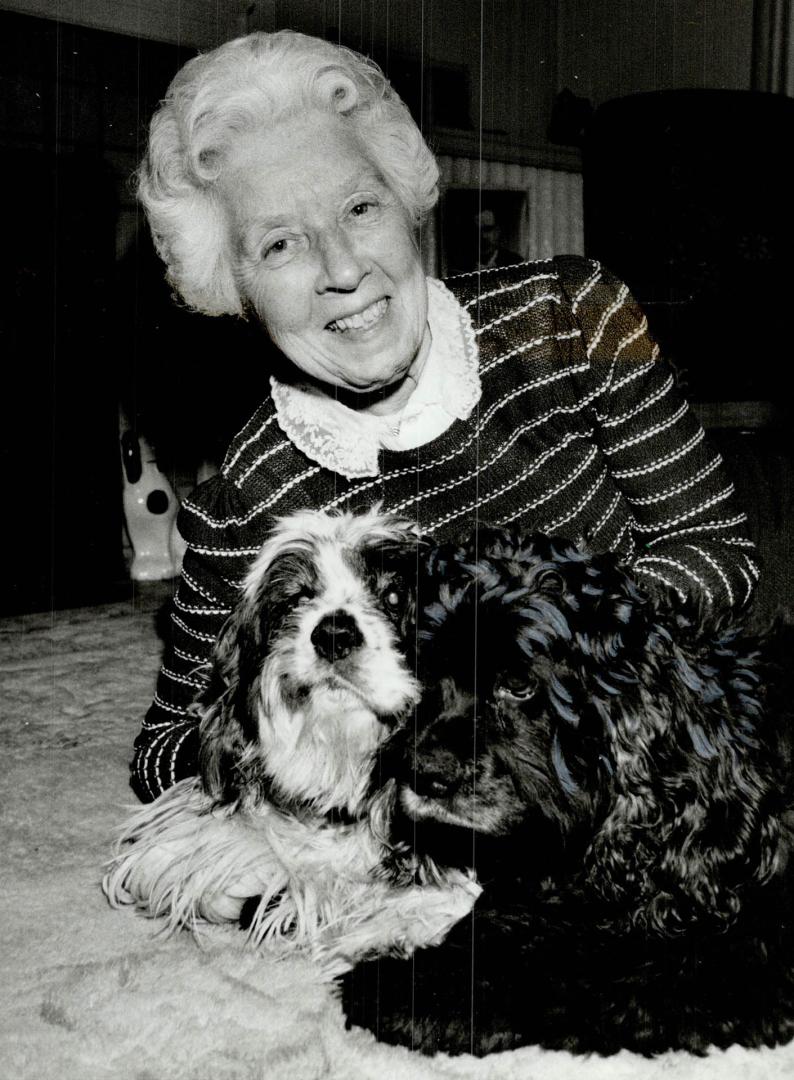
[438,188,528,277]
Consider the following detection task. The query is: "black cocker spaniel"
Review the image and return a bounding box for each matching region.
[343,529,794,1056]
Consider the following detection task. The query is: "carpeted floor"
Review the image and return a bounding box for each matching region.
[2,595,793,1080]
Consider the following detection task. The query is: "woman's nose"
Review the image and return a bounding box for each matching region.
[315,229,368,293]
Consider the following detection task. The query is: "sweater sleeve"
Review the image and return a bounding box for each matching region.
[555,255,759,613]
[131,474,259,802]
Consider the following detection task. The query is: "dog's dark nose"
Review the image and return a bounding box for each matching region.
[311,610,364,662]
[413,747,463,799]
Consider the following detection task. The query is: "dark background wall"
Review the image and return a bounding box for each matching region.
[1,1,756,163]
[1,12,189,613]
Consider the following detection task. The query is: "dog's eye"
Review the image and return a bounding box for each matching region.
[536,569,564,594]
[496,673,538,702]
[382,587,404,611]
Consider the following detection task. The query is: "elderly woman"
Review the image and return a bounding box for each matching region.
[132,30,757,802]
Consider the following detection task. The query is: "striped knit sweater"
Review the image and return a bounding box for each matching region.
[132,255,757,802]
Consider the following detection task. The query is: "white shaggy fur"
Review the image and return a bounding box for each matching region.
[104,508,479,975]
[243,509,423,814]
[104,778,479,978]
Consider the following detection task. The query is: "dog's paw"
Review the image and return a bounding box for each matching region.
[341,954,448,1054]
[342,948,523,1057]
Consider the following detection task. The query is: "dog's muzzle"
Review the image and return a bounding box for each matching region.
[412,745,464,800]
[311,609,364,663]
[401,705,478,801]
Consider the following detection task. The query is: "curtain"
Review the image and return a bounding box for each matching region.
[752,0,794,94]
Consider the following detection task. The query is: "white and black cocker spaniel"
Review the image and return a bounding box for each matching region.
[104,508,479,976]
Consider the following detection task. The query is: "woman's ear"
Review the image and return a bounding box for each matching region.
[196,603,264,804]
[584,627,784,936]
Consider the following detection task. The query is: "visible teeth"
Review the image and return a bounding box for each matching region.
[328,298,388,332]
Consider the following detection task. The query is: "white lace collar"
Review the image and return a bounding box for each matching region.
[269,277,480,479]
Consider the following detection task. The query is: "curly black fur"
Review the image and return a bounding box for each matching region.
[343,528,794,1056]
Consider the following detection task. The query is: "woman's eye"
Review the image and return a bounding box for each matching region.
[262,234,306,262]
[496,674,538,702]
[348,198,380,220]
[263,238,289,259]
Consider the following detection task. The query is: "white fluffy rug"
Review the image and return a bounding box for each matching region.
[2,595,793,1079]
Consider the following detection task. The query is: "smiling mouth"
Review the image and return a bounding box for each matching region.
[326,297,389,333]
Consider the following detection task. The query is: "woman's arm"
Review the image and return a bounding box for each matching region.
[131,475,253,802]
[557,255,758,612]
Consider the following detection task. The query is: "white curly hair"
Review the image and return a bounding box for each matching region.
[138,30,440,316]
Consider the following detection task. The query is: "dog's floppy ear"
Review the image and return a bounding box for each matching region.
[568,550,653,672]
[584,615,784,936]
[195,599,266,805]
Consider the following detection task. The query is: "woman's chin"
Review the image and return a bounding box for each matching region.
[331,347,411,388]
[323,362,411,402]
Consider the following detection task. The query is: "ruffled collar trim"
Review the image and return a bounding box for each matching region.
[269,277,480,479]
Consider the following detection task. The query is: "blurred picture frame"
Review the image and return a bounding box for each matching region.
[438,188,529,277]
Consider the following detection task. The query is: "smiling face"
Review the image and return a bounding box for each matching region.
[217,113,430,400]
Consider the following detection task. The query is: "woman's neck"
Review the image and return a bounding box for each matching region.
[361,325,432,416]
